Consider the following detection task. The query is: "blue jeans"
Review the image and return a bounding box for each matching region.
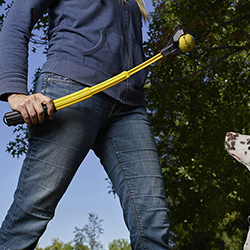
[0,73,171,250]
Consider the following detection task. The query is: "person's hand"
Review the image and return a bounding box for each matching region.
[7,93,54,125]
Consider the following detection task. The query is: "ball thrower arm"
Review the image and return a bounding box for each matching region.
[3,28,195,126]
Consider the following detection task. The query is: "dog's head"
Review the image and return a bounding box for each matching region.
[225,132,250,171]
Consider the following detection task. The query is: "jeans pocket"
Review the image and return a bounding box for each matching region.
[34,73,86,101]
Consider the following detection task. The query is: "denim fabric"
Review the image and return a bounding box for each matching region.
[0,73,171,250]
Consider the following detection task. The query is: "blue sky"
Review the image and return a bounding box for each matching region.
[0,1,154,248]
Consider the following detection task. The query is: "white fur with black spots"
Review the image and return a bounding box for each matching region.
[225,132,250,250]
[225,131,250,171]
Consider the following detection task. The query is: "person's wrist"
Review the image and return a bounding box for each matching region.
[7,93,25,101]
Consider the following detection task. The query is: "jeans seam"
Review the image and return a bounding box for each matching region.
[42,73,51,96]
[108,101,118,118]
[107,131,146,249]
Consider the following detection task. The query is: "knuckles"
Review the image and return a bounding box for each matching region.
[16,93,53,124]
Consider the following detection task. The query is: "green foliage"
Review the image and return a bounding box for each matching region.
[144,0,250,249]
[74,213,104,250]
[43,238,74,250]
[35,239,74,250]
[108,239,131,250]
[74,244,89,250]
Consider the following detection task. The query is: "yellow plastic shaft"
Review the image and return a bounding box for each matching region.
[53,53,163,111]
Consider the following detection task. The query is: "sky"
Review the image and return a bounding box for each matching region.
[0,1,154,249]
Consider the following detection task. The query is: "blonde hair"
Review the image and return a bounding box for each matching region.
[120,0,149,21]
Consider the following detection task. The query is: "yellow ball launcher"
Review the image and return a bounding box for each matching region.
[4,29,195,126]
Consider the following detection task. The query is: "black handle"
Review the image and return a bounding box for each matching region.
[3,104,48,126]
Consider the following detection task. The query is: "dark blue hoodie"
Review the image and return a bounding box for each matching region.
[0,0,148,105]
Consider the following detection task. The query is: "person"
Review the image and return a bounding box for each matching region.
[0,0,171,249]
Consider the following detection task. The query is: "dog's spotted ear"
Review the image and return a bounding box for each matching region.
[225,132,250,172]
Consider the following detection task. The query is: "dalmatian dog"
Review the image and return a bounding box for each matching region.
[224,131,250,172]
[225,132,250,250]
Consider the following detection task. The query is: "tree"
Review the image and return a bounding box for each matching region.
[143,0,250,249]
[74,213,104,250]
[74,244,90,250]
[35,238,74,250]
[44,239,74,250]
[35,237,89,250]
[108,239,131,250]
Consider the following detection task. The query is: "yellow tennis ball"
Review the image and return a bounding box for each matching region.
[179,34,195,53]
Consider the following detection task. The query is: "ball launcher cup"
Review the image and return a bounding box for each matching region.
[3,28,195,126]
